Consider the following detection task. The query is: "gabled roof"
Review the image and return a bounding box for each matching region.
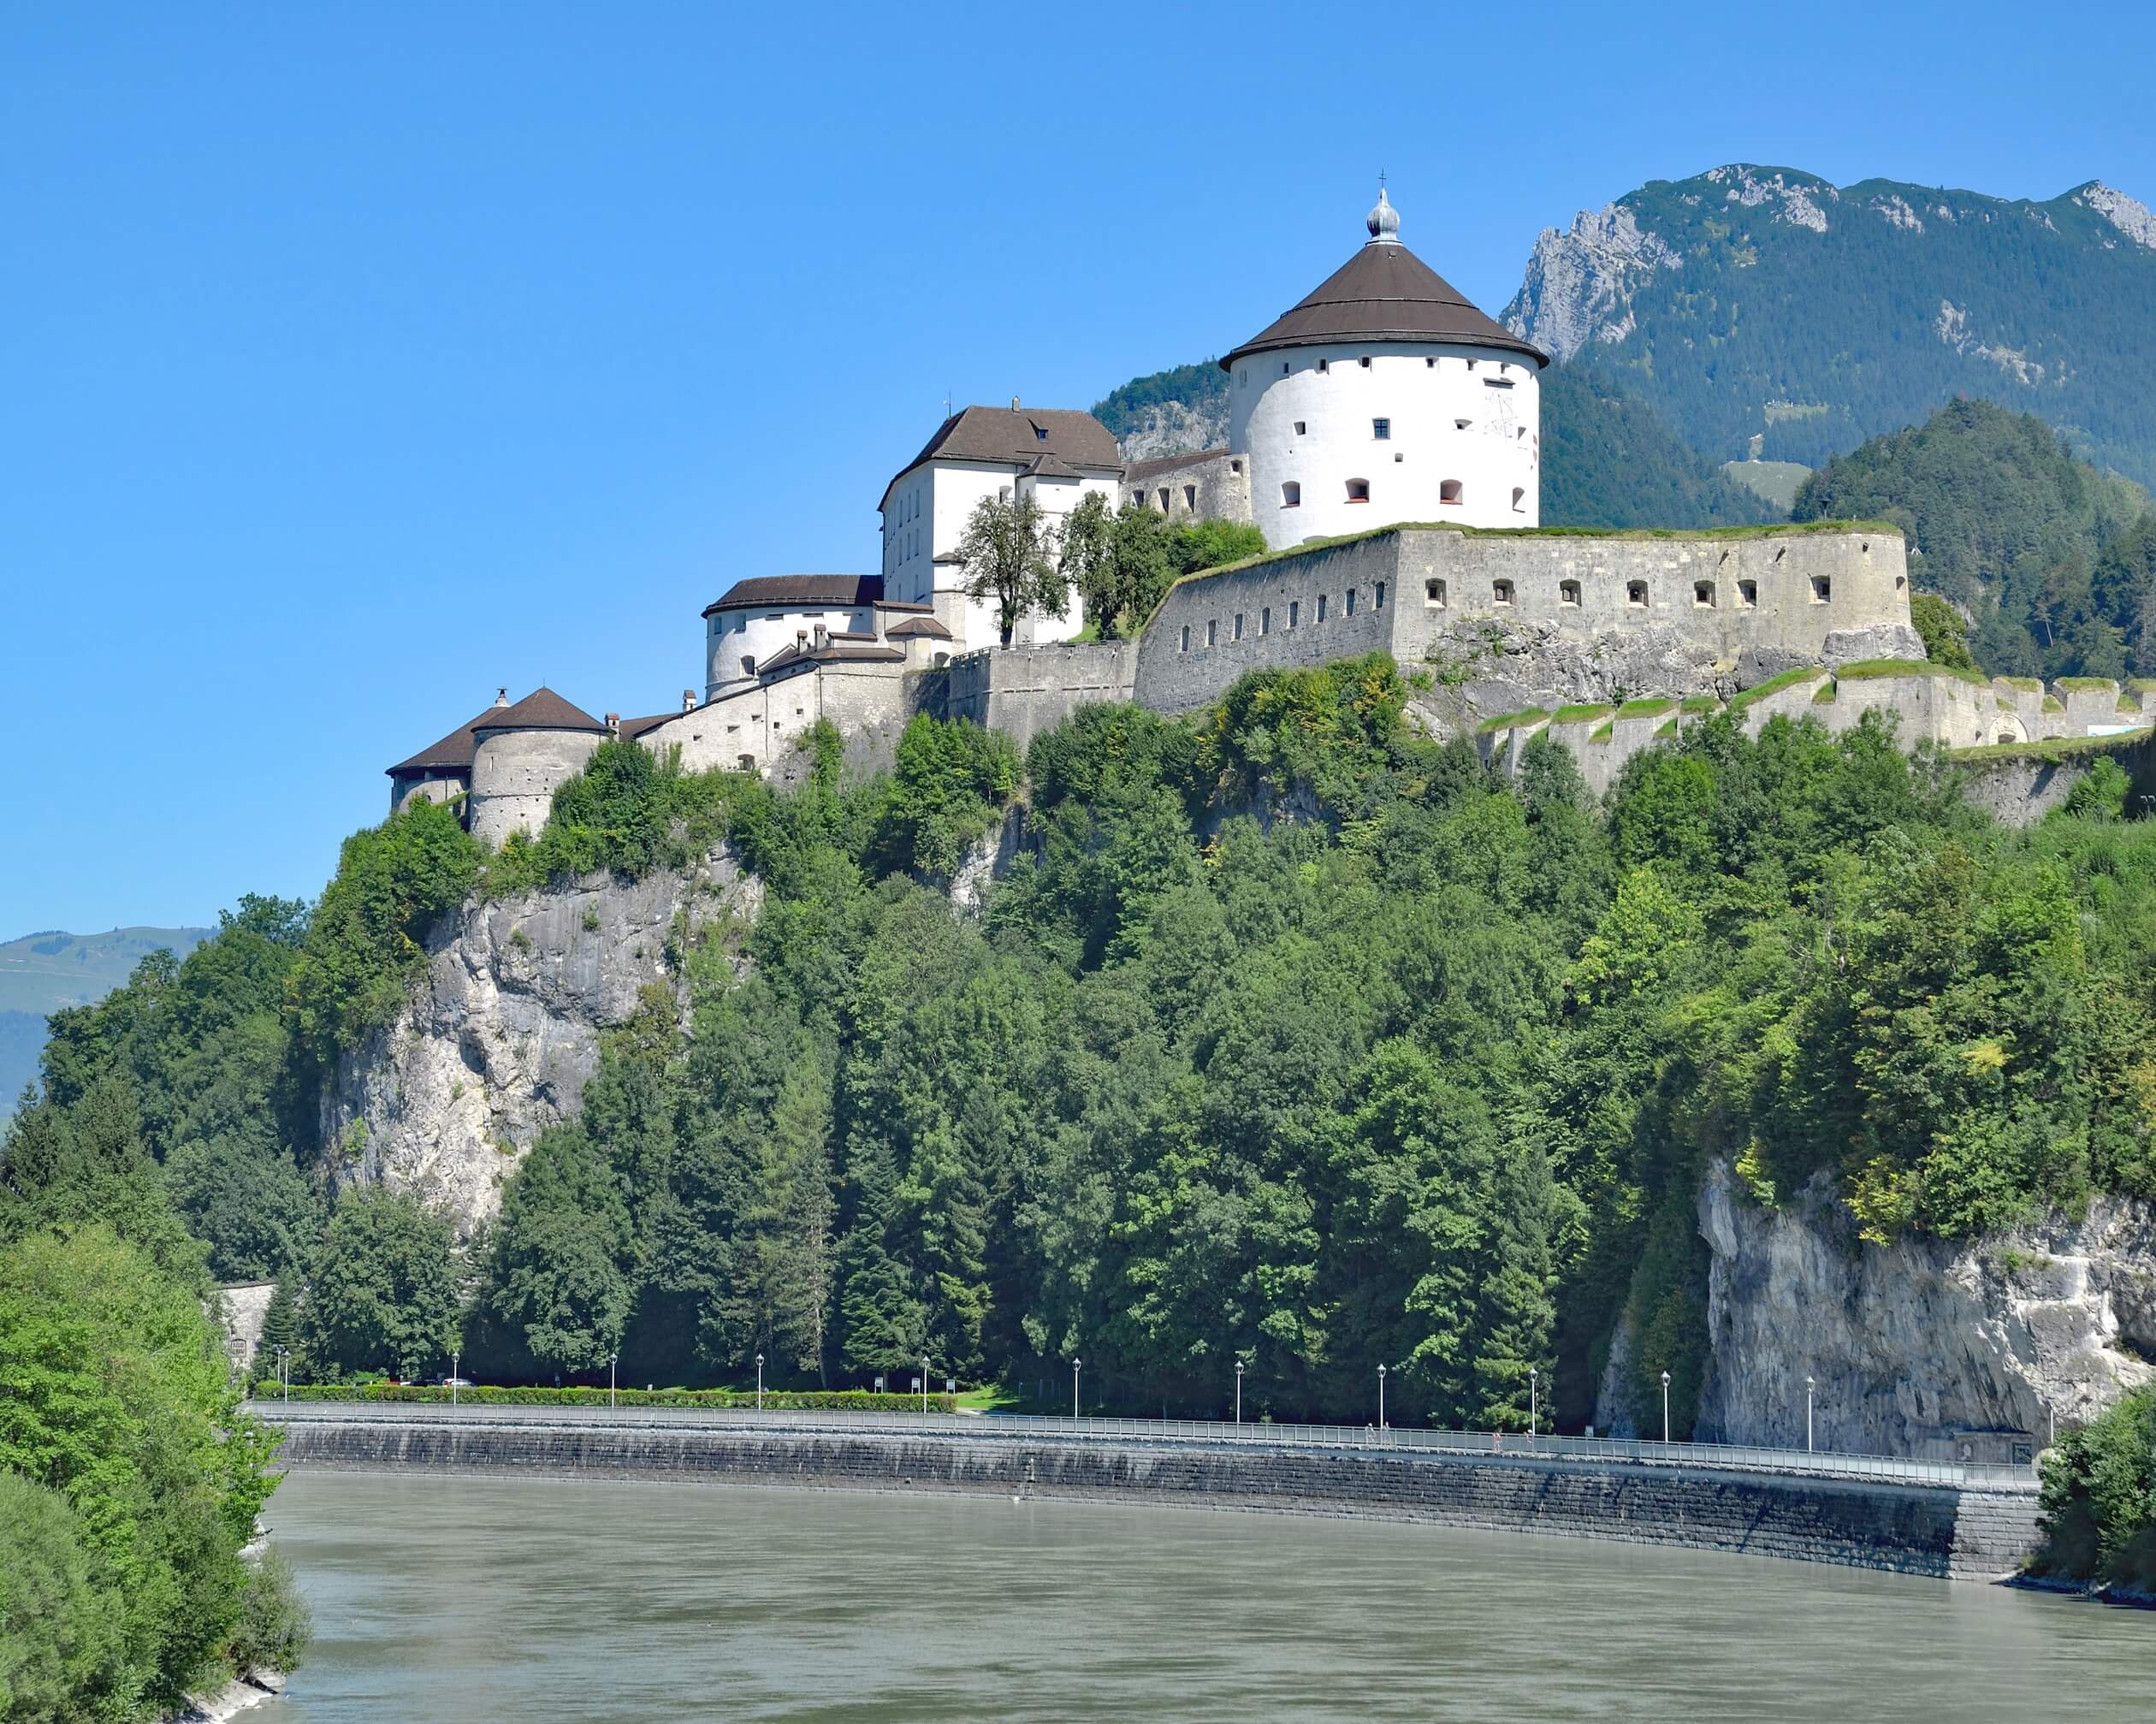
[757,642,909,676]
[471,686,607,736]
[702,574,883,618]
[617,713,680,740]
[385,702,500,779]
[884,614,952,640]
[1223,233,1546,370]
[880,406,1122,510]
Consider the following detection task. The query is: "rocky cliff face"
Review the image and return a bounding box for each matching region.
[1115,398,1229,464]
[321,847,761,1233]
[1645,1159,2156,1454]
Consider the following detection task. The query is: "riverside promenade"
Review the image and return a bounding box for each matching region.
[258,1401,2042,1582]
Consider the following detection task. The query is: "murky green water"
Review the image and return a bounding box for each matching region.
[255,1472,2147,1721]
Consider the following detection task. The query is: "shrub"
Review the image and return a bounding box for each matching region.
[0,1472,133,1723]
[228,1548,312,1678]
[2033,1386,2156,1591]
[248,1382,957,1413]
[487,740,738,895]
[872,715,1022,878]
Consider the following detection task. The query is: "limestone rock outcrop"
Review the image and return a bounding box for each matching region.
[1677,1158,2155,1454]
[320,847,761,1233]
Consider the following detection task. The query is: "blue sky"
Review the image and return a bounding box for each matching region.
[4,0,2153,933]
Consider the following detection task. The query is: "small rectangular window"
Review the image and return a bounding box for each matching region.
[1424,578,1447,608]
[1811,576,1833,603]
[1206,619,1217,647]
[1035,426,1049,441]
[1184,484,1196,510]
[1180,624,1190,652]
[1374,581,1386,607]
[1260,607,1271,635]
[1694,581,1715,608]
[1234,613,1245,641]
[1288,600,1300,628]
[1346,588,1358,616]
[1559,580,1580,607]
[1738,580,1757,607]
[1294,420,1306,435]
[1318,359,1329,374]
[1492,579,1514,607]
[1359,355,1371,369]
[1425,357,1437,368]
[1372,418,1391,440]
[1317,594,1328,622]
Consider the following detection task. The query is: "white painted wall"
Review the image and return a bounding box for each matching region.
[882,458,1117,649]
[706,602,875,700]
[1229,342,1541,548]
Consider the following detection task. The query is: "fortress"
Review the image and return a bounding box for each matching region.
[386,190,2152,842]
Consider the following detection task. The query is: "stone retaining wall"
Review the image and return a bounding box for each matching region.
[275,1417,2037,1583]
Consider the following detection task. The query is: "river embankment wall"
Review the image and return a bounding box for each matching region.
[270,1412,2038,1583]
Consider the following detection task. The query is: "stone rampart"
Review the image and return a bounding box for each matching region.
[273,1413,2038,1582]
[946,641,1137,749]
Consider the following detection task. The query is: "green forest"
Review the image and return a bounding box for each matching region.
[10,665,2156,1459]
[1794,399,2156,679]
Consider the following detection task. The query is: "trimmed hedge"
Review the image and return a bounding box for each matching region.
[250,1383,959,1413]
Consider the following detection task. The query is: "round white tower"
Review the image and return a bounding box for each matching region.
[1224,187,1549,550]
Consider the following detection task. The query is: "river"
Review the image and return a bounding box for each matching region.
[254,1472,2147,1721]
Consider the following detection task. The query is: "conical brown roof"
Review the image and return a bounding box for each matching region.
[471,686,607,736]
[385,703,498,778]
[1223,238,1545,370]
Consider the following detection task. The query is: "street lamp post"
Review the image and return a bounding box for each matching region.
[921,1354,930,1416]
[451,1350,459,1408]
[1529,1366,1537,1442]
[756,1353,764,1412]
[1806,1376,1815,1454]
[275,1346,288,1406]
[1235,1360,1244,1427]
[1377,1364,1387,1436]
[1072,1359,1081,1420]
[1661,1370,1672,1444]
[609,1353,618,1412]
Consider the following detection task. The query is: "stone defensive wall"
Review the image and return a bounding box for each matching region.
[1478,668,2156,805]
[945,640,1139,750]
[264,1405,2040,1583]
[1129,523,1915,719]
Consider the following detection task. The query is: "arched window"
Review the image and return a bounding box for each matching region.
[1281,481,1301,508]
[1440,479,1464,506]
[1345,478,1370,504]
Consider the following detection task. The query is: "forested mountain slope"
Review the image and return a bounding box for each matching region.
[1793,400,2156,676]
[1506,167,2156,484]
[1,925,211,1118]
[9,672,2156,1449]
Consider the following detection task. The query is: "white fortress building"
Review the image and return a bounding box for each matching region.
[1134,187,1547,547]
[386,187,2144,840]
[879,404,1123,646]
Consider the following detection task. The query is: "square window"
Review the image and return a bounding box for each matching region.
[1559,580,1580,607]
[1694,581,1715,608]
[1345,478,1370,503]
[1425,357,1437,368]
[1811,576,1833,603]
[1738,580,1757,607]
[1425,578,1447,607]
[1035,426,1048,441]
[1294,420,1306,435]
[1372,418,1391,440]
[1493,579,1514,606]
[1626,581,1648,607]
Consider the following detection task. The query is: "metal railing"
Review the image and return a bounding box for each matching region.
[253,1399,2038,1491]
